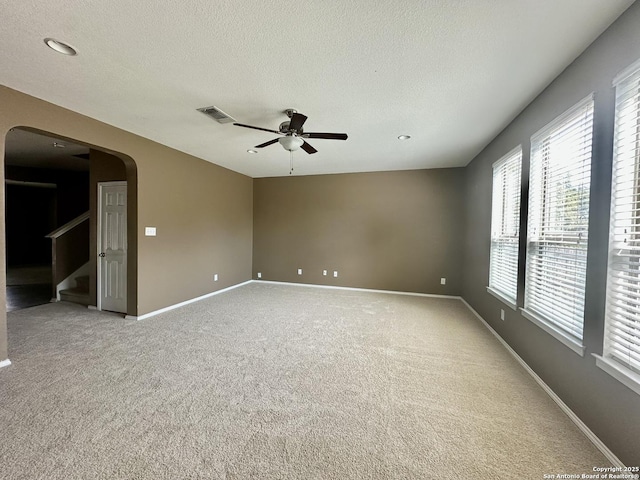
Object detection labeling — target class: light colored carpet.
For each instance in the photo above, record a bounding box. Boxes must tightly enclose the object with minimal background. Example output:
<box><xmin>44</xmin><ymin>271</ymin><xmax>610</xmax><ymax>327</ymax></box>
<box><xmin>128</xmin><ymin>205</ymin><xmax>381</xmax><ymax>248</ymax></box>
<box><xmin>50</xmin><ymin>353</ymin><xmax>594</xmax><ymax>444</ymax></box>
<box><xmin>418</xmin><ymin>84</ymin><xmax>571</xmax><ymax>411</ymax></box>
<box><xmin>0</xmin><ymin>282</ymin><xmax>609</xmax><ymax>479</ymax></box>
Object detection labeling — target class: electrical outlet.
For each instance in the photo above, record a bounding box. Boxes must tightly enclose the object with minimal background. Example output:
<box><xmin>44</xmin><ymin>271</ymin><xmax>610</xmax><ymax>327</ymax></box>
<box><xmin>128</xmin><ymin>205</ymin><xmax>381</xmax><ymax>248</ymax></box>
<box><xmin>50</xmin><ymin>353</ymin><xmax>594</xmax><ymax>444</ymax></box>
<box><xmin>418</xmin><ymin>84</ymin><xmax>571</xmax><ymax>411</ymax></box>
<box><xmin>297</xmin><ymin>268</ymin><xmax>303</xmax><ymax>275</ymax></box>
<box><xmin>214</xmin><ymin>274</ymin><xmax>218</xmax><ymax>282</ymax></box>
<box><xmin>440</xmin><ymin>277</ymin><xmax>446</xmax><ymax>285</ymax></box>
<box><xmin>323</xmin><ymin>270</ymin><xmax>327</xmax><ymax>276</ymax></box>
<box><xmin>333</xmin><ymin>271</ymin><xmax>338</xmax><ymax>278</ymax></box>
<box><xmin>257</xmin><ymin>272</ymin><xmax>262</xmax><ymax>279</ymax></box>
<box><xmin>500</xmin><ymin>309</ymin><xmax>505</xmax><ymax>321</ymax></box>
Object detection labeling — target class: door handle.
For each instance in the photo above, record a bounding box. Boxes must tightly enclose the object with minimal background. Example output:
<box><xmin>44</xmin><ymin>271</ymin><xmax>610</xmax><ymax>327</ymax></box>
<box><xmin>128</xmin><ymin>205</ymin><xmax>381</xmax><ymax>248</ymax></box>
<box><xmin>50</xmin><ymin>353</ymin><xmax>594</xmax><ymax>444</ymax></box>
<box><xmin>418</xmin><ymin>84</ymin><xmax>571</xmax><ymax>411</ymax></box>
<box><xmin>99</xmin><ymin>252</ymin><xmax>106</xmax><ymax>257</ymax></box>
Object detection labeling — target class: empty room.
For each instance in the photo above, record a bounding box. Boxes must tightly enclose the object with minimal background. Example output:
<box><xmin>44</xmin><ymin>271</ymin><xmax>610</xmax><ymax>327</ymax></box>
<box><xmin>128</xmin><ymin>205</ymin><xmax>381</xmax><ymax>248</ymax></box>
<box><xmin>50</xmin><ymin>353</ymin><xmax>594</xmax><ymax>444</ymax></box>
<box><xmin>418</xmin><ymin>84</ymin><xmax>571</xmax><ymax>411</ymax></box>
<box><xmin>1</xmin><ymin>1</ymin><xmax>640</xmax><ymax>479</ymax></box>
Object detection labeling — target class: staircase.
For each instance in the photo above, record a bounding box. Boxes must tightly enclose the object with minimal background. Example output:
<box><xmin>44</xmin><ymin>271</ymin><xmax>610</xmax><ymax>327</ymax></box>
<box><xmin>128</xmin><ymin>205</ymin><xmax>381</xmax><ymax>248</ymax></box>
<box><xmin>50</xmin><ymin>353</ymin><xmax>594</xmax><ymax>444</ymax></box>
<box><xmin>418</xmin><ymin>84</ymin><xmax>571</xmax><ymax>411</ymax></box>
<box><xmin>59</xmin><ymin>275</ymin><xmax>90</xmax><ymax>306</ymax></box>
<box><xmin>46</xmin><ymin>211</ymin><xmax>90</xmax><ymax>307</ymax></box>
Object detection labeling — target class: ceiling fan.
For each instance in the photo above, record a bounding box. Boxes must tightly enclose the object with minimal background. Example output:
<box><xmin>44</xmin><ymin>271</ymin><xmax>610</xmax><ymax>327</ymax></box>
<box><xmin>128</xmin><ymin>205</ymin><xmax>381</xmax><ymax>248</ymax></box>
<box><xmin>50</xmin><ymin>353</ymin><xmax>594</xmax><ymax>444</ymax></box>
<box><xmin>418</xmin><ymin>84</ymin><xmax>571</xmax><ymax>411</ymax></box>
<box><xmin>233</xmin><ymin>109</ymin><xmax>348</xmax><ymax>154</ymax></box>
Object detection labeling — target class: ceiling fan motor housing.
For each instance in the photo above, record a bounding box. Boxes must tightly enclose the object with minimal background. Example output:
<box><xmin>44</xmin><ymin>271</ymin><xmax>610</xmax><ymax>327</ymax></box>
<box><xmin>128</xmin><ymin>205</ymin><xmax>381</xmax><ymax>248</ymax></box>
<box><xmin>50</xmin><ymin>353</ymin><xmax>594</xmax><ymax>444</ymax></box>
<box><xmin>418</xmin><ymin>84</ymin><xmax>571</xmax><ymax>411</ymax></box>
<box><xmin>279</xmin><ymin>121</ymin><xmax>291</xmax><ymax>133</ymax></box>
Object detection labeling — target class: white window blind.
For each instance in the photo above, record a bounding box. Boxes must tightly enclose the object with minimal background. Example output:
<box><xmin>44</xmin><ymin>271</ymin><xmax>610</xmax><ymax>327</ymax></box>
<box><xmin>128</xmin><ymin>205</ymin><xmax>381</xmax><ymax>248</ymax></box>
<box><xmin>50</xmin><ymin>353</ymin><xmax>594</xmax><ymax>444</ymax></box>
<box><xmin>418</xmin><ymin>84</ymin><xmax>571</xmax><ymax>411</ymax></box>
<box><xmin>489</xmin><ymin>147</ymin><xmax>522</xmax><ymax>305</ymax></box>
<box><xmin>524</xmin><ymin>95</ymin><xmax>594</xmax><ymax>344</ymax></box>
<box><xmin>604</xmin><ymin>63</ymin><xmax>640</xmax><ymax>376</ymax></box>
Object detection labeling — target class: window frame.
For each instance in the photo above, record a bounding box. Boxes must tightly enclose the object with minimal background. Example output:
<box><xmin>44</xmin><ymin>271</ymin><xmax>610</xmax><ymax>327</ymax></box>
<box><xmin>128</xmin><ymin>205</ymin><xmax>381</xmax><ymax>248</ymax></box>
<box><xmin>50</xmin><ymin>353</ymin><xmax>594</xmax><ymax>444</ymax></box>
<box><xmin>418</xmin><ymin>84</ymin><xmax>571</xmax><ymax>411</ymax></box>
<box><xmin>597</xmin><ymin>59</ymin><xmax>640</xmax><ymax>396</ymax></box>
<box><xmin>487</xmin><ymin>146</ymin><xmax>523</xmax><ymax>310</ymax></box>
<box><xmin>521</xmin><ymin>94</ymin><xmax>595</xmax><ymax>356</ymax></box>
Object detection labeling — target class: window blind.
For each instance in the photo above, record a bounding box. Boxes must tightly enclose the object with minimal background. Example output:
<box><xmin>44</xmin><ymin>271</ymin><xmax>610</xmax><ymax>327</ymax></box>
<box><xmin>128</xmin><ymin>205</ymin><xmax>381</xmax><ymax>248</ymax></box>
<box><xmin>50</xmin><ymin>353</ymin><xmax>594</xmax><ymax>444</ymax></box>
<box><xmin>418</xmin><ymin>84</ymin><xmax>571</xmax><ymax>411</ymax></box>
<box><xmin>489</xmin><ymin>147</ymin><xmax>522</xmax><ymax>305</ymax></box>
<box><xmin>524</xmin><ymin>95</ymin><xmax>594</xmax><ymax>343</ymax></box>
<box><xmin>604</xmin><ymin>64</ymin><xmax>640</xmax><ymax>375</ymax></box>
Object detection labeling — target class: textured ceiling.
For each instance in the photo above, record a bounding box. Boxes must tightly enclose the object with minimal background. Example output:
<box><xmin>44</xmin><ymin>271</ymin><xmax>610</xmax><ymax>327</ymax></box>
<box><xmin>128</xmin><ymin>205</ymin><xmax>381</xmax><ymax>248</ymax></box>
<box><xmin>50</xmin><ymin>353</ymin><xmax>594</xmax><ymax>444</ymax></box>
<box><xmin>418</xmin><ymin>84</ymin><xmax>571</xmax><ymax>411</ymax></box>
<box><xmin>0</xmin><ymin>1</ymin><xmax>635</xmax><ymax>178</ymax></box>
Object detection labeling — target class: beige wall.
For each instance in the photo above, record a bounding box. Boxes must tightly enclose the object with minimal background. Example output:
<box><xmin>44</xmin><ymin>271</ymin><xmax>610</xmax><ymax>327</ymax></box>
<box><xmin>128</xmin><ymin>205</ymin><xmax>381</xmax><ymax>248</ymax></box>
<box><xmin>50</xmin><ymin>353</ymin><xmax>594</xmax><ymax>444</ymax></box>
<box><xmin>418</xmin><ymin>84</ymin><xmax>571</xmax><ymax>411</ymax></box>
<box><xmin>253</xmin><ymin>169</ymin><xmax>464</xmax><ymax>295</ymax></box>
<box><xmin>138</xmin><ymin>149</ymin><xmax>252</xmax><ymax>312</ymax></box>
<box><xmin>0</xmin><ymin>86</ymin><xmax>253</xmax><ymax>360</ymax></box>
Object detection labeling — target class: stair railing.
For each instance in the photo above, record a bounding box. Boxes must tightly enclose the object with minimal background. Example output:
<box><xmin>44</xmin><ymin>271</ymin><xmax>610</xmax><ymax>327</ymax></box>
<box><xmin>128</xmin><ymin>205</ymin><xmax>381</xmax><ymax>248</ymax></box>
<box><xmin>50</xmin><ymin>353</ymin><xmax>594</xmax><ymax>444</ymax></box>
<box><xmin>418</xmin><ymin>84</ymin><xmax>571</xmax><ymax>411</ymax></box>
<box><xmin>45</xmin><ymin>211</ymin><xmax>90</xmax><ymax>300</ymax></box>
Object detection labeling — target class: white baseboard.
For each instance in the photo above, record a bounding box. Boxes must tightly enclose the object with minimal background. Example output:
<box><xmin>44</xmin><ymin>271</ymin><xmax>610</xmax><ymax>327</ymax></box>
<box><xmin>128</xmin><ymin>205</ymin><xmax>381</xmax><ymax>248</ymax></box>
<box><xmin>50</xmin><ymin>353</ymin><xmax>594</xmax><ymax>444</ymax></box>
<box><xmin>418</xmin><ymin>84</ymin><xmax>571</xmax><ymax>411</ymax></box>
<box><xmin>459</xmin><ymin>298</ymin><xmax>625</xmax><ymax>468</ymax></box>
<box><xmin>255</xmin><ymin>280</ymin><xmax>461</xmax><ymax>300</ymax></box>
<box><xmin>126</xmin><ymin>279</ymin><xmax>459</xmax><ymax>321</ymax></box>
<box><xmin>17</xmin><ymin>276</ymin><xmax>621</xmax><ymax>464</ymax></box>
<box><xmin>127</xmin><ymin>280</ymin><xmax>253</xmax><ymax>321</ymax></box>
<box><xmin>0</xmin><ymin>359</ymin><xmax>12</xmax><ymax>369</ymax></box>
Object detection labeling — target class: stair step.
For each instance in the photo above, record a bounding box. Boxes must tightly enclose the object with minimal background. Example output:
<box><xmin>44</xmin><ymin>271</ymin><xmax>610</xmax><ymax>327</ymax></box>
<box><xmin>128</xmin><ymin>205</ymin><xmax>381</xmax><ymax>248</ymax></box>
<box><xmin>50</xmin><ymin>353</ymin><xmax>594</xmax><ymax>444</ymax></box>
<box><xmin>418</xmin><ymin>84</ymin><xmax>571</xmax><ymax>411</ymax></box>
<box><xmin>75</xmin><ymin>275</ymin><xmax>90</xmax><ymax>290</ymax></box>
<box><xmin>59</xmin><ymin>288</ymin><xmax>90</xmax><ymax>306</ymax></box>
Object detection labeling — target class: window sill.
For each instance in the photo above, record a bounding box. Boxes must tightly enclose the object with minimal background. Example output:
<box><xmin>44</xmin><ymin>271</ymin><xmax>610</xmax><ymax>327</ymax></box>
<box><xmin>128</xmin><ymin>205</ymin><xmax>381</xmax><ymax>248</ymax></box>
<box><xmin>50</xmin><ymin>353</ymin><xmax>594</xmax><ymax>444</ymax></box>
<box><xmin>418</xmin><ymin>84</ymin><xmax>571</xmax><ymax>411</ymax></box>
<box><xmin>520</xmin><ymin>308</ymin><xmax>585</xmax><ymax>357</ymax></box>
<box><xmin>486</xmin><ymin>287</ymin><xmax>517</xmax><ymax>310</ymax></box>
<box><xmin>593</xmin><ymin>354</ymin><xmax>640</xmax><ymax>396</ymax></box>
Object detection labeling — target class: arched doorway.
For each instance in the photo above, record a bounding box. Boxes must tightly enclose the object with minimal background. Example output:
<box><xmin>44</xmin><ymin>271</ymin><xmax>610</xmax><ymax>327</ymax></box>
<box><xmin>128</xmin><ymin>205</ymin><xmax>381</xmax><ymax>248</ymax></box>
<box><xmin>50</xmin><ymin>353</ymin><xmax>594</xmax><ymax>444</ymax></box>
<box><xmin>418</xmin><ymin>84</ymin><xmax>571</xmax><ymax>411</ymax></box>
<box><xmin>3</xmin><ymin>127</ymin><xmax>137</xmax><ymax>314</ymax></box>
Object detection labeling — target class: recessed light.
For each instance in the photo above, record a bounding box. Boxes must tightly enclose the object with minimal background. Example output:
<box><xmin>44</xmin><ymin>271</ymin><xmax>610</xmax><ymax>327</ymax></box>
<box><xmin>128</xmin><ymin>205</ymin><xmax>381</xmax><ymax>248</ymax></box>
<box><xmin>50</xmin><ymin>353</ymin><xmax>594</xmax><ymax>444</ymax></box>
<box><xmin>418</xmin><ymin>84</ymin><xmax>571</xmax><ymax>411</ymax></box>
<box><xmin>398</xmin><ymin>135</ymin><xmax>411</xmax><ymax>140</ymax></box>
<box><xmin>44</xmin><ymin>38</ymin><xmax>77</xmax><ymax>56</ymax></box>
<box><xmin>52</xmin><ymin>142</ymin><xmax>65</xmax><ymax>148</ymax></box>
<box><xmin>247</xmin><ymin>149</ymin><xmax>258</xmax><ymax>154</ymax></box>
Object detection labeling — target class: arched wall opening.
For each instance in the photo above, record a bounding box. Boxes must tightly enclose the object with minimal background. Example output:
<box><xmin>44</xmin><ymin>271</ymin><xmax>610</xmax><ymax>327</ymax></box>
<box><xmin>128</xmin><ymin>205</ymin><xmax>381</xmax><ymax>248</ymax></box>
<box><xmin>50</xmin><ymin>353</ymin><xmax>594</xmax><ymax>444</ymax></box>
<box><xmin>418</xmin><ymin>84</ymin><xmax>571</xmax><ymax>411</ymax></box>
<box><xmin>0</xmin><ymin>84</ymin><xmax>254</xmax><ymax>366</ymax></box>
<box><xmin>3</xmin><ymin>127</ymin><xmax>138</xmax><ymax>316</ymax></box>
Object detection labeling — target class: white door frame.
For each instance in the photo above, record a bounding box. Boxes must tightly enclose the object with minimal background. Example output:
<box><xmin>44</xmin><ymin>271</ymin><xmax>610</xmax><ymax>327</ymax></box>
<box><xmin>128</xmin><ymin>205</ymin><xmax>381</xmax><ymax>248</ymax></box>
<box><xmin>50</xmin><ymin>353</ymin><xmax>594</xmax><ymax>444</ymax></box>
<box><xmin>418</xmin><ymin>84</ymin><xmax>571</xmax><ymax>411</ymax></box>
<box><xmin>97</xmin><ymin>181</ymin><xmax>127</xmax><ymax>312</ymax></box>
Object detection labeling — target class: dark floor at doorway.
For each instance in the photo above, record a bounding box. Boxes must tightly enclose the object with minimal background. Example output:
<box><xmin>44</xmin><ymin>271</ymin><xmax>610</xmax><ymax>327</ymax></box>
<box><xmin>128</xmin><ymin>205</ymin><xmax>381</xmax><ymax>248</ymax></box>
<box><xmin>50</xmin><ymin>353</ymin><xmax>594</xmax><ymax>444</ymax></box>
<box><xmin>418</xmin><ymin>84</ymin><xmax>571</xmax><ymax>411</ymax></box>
<box><xmin>6</xmin><ymin>284</ymin><xmax>52</xmax><ymax>311</ymax></box>
<box><xmin>6</xmin><ymin>265</ymin><xmax>53</xmax><ymax>311</ymax></box>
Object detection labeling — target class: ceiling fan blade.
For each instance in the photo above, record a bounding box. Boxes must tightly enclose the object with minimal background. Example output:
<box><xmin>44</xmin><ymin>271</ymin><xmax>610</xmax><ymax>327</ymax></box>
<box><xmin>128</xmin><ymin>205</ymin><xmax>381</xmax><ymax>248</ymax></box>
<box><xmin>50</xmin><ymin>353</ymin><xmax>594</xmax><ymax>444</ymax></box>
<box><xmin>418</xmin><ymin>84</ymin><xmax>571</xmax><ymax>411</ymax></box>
<box><xmin>255</xmin><ymin>138</ymin><xmax>279</xmax><ymax>148</ymax></box>
<box><xmin>301</xmin><ymin>141</ymin><xmax>318</xmax><ymax>154</ymax></box>
<box><xmin>233</xmin><ymin>123</ymin><xmax>281</xmax><ymax>134</ymax></box>
<box><xmin>288</xmin><ymin>113</ymin><xmax>307</xmax><ymax>132</ymax></box>
<box><xmin>303</xmin><ymin>132</ymin><xmax>348</xmax><ymax>140</ymax></box>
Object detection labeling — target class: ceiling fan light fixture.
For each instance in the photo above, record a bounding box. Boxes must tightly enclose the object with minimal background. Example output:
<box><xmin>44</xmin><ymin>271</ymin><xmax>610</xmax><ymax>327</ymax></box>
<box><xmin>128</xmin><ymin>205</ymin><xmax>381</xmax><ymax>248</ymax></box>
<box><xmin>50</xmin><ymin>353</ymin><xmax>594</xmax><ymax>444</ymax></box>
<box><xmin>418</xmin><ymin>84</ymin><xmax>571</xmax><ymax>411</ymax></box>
<box><xmin>278</xmin><ymin>136</ymin><xmax>304</xmax><ymax>152</ymax></box>
<box><xmin>398</xmin><ymin>135</ymin><xmax>411</xmax><ymax>140</ymax></box>
<box><xmin>247</xmin><ymin>149</ymin><xmax>258</xmax><ymax>154</ymax></box>
<box><xmin>233</xmin><ymin>111</ymin><xmax>346</xmax><ymax>155</ymax></box>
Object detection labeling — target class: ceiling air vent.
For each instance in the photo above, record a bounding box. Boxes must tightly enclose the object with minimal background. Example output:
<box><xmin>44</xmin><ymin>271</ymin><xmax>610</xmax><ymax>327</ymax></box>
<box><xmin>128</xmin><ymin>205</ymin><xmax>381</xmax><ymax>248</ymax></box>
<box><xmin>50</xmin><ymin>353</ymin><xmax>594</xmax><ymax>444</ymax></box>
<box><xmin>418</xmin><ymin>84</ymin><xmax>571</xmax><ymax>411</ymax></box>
<box><xmin>197</xmin><ymin>105</ymin><xmax>236</xmax><ymax>124</ymax></box>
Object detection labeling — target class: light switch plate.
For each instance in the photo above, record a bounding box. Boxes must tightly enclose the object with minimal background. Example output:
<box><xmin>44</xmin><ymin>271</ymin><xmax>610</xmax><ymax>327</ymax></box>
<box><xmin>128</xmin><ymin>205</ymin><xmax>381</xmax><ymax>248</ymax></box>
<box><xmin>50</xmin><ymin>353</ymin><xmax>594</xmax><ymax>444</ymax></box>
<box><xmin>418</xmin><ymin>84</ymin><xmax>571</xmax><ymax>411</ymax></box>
<box><xmin>297</xmin><ymin>268</ymin><xmax>302</xmax><ymax>275</ymax></box>
<box><xmin>145</xmin><ymin>227</ymin><xmax>157</xmax><ymax>236</ymax></box>
<box><xmin>333</xmin><ymin>271</ymin><xmax>338</xmax><ymax>278</ymax></box>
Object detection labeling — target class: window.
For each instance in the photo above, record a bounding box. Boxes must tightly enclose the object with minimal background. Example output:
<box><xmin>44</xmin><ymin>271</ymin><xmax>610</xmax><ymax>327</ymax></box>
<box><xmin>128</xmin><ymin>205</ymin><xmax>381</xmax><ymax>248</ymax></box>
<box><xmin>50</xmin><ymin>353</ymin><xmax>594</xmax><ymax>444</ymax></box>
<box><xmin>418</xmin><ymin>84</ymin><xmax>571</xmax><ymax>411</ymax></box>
<box><xmin>600</xmin><ymin>62</ymin><xmax>640</xmax><ymax>394</ymax></box>
<box><xmin>488</xmin><ymin>147</ymin><xmax>522</xmax><ymax>308</ymax></box>
<box><xmin>523</xmin><ymin>95</ymin><xmax>594</xmax><ymax>354</ymax></box>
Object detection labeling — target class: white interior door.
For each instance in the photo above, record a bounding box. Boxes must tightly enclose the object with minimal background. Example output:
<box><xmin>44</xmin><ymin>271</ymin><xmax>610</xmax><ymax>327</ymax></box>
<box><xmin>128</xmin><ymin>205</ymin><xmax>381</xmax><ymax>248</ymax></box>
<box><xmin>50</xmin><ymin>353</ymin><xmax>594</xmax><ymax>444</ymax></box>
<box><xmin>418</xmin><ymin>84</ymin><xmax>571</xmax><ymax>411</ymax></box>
<box><xmin>98</xmin><ymin>182</ymin><xmax>127</xmax><ymax>313</ymax></box>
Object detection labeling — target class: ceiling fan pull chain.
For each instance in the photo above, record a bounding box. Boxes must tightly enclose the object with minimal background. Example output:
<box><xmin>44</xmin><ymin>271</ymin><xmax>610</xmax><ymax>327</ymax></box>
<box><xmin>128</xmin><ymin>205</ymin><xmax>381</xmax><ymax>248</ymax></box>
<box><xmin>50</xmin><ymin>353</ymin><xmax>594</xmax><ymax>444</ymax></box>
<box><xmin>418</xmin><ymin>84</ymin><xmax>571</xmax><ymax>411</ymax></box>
<box><xmin>290</xmin><ymin>150</ymin><xmax>294</xmax><ymax>175</ymax></box>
